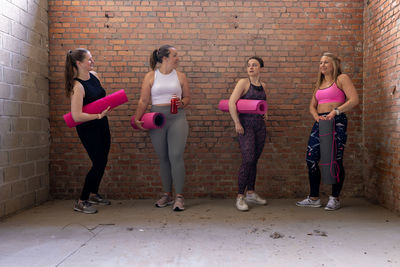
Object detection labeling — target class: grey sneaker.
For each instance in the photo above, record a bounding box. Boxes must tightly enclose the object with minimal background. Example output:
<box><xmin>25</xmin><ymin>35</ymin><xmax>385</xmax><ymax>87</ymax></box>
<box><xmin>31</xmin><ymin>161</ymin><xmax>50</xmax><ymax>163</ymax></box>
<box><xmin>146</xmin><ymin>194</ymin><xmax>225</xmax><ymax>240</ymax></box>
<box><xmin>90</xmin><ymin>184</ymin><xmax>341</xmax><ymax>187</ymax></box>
<box><xmin>88</xmin><ymin>194</ymin><xmax>111</xmax><ymax>205</ymax></box>
<box><xmin>74</xmin><ymin>200</ymin><xmax>98</xmax><ymax>214</ymax></box>
<box><xmin>173</xmin><ymin>196</ymin><xmax>185</xmax><ymax>211</ymax></box>
<box><xmin>246</xmin><ymin>192</ymin><xmax>267</xmax><ymax>205</ymax></box>
<box><xmin>296</xmin><ymin>196</ymin><xmax>322</xmax><ymax>208</ymax></box>
<box><xmin>236</xmin><ymin>196</ymin><xmax>249</xmax><ymax>211</ymax></box>
<box><xmin>325</xmin><ymin>196</ymin><xmax>340</xmax><ymax>211</ymax></box>
<box><xmin>155</xmin><ymin>194</ymin><xmax>174</xmax><ymax>208</ymax></box>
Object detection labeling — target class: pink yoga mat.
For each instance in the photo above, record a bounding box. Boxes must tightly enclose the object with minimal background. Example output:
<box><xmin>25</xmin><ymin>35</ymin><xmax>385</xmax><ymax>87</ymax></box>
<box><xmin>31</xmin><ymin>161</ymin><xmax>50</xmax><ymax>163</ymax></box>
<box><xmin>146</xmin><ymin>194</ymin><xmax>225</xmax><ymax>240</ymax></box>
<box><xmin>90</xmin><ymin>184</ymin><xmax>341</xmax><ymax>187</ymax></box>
<box><xmin>63</xmin><ymin>89</ymin><xmax>128</xmax><ymax>128</ymax></box>
<box><xmin>218</xmin><ymin>99</ymin><xmax>267</xmax><ymax>114</ymax></box>
<box><xmin>131</xmin><ymin>112</ymin><xmax>166</xmax><ymax>130</ymax></box>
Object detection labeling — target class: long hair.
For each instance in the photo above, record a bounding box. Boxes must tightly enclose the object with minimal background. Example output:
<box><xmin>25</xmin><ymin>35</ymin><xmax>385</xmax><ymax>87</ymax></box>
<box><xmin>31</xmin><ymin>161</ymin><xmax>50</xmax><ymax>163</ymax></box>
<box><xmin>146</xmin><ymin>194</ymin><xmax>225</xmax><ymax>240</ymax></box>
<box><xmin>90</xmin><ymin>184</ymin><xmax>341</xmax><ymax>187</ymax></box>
<box><xmin>315</xmin><ymin>52</ymin><xmax>342</xmax><ymax>89</ymax></box>
<box><xmin>149</xmin><ymin>45</ymin><xmax>174</xmax><ymax>70</ymax></box>
<box><xmin>64</xmin><ymin>48</ymin><xmax>89</xmax><ymax>97</ymax></box>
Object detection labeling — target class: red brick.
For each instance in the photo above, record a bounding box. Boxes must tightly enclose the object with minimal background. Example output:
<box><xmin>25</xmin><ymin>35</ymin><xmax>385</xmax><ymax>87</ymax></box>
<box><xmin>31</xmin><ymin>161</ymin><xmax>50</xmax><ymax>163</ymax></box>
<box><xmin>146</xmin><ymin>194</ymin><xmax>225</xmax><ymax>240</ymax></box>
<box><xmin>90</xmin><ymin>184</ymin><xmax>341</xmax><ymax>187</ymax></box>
<box><xmin>49</xmin><ymin>0</ymin><xmax>369</xmax><ymax>203</ymax></box>
<box><xmin>363</xmin><ymin>0</ymin><xmax>399</xmax><ymax>212</ymax></box>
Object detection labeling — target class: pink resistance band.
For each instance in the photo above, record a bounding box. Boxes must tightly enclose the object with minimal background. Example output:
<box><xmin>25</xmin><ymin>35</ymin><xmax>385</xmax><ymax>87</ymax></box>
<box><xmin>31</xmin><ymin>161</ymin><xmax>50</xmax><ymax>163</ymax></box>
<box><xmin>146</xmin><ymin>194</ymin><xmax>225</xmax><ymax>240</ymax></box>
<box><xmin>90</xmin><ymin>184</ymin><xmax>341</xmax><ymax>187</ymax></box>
<box><xmin>63</xmin><ymin>89</ymin><xmax>128</xmax><ymax>128</ymax></box>
<box><xmin>130</xmin><ymin>112</ymin><xmax>166</xmax><ymax>130</ymax></box>
<box><xmin>218</xmin><ymin>99</ymin><xmax>267</xmax><ymax>115</ymax></box>
<box><xmin>319</xmin><ymin>119</ymin><xmax>340</xmax><ymax>183</ymax></box>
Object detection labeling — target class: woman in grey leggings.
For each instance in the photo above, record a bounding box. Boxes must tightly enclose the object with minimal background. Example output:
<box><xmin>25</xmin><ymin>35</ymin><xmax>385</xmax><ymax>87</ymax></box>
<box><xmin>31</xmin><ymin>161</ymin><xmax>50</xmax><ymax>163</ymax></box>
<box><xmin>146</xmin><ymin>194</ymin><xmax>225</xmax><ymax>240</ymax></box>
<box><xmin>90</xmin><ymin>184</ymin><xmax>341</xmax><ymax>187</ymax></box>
<box><xmin>134</xmin><ymin>45</ymin><xmax>190</xmax><ymax>211</ymax></box>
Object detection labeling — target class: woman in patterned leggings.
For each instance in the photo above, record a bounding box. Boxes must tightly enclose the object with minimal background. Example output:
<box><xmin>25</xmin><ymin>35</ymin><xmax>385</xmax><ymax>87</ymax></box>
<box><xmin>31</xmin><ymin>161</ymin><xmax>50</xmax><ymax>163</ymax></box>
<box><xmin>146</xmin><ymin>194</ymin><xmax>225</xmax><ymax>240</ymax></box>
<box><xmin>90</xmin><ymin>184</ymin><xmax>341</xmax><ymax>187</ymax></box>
<box><xmin>229</xmin><ymin>56</ymin><xmax>268</xmax><ymax>211</ymax></box>
<box><xmin>296</xmin><ymin>52</ymin><xmax>359</xmax><ymax>211</ymax></box>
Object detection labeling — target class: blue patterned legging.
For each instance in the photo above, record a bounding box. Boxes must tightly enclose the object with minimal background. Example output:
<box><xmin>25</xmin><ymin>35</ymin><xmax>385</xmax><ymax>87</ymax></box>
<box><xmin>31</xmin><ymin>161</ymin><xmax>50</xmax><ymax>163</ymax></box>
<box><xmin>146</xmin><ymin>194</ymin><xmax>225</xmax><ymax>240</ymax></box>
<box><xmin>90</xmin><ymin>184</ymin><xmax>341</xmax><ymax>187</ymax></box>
<box><xmin>237</xmin><ymin>116</ymin><xmax>266</xmax><ymax>194</ymax></box>
<box><xmin>306</xmin><ymin>113</ymin><xmax>348</xmax><ymax>198</ymax></box>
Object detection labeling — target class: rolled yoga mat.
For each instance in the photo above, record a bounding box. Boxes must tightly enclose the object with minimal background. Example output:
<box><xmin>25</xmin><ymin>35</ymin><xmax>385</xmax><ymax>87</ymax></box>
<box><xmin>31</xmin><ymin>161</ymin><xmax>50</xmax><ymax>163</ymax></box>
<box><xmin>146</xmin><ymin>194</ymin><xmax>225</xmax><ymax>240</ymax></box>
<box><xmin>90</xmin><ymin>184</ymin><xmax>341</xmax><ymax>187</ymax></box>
<box><xmin>131</xmin><ymin>112</ymin><xmax>166</xmax><ymax>130</ymax></box>
<box><xmin>218</xmin><ymin>99</ymin><xmax>267</xmax><ymax>114</ymax></box>
<box><xmin>319</xmin><ymin>119</ymin><xmax>339</xmax><ymax>184</ymax></box>
<box><xmin>63</xmin><ymin>89</ymin><xmax>128</xmax><ymax>128</ymax></box>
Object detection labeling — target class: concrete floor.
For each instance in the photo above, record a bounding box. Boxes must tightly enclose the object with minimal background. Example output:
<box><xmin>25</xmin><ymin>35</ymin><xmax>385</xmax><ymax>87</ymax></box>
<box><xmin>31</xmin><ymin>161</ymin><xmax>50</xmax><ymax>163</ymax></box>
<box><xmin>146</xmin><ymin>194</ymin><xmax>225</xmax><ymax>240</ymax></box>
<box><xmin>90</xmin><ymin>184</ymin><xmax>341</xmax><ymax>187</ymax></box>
<box><xmin>0</xmin><ymin>198</ymin><xmax>399</xmax><ymax>267</ymax></box>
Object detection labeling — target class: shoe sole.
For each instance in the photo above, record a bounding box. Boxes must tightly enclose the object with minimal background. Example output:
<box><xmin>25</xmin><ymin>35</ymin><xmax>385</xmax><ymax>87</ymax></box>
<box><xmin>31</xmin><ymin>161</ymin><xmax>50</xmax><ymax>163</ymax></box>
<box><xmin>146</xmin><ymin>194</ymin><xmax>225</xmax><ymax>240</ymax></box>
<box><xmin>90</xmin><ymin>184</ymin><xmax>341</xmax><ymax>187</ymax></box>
<box><xmin>237</xmin><ymin>208</ymin><xmax>249</xmax><ymax>211</ymax></box>
<box><xmin>246</xmin><ymin>199</ymin><xmax>267</xmax><ymax>205</ymax></box>
<box><xmin>155</xmin><ymin>201</ymin><xmax>174</xmax><ymax>208</ymax></box>
<box><xmin>296</xmin><ymin>203</ymin><xmax>322</xmax><ymax>208</ymax></box>
<box><xmin>173</xmin><ymin>207</ymin><xmax>185</xmax><ymax>211</ymax></box>
<box><xmin>325</xmin><ymin>206</ymin><xmax>340</xmax><ymax>211</ymax></box>
<box><xmin>88</xmin><ymin>201</ymin><xmax>111</xmax><ymax>206</ymax></box>
<box><xmin>73</xmin><ymin>207</ymin><xmax>98</xmax><ymax>214</ymax></box>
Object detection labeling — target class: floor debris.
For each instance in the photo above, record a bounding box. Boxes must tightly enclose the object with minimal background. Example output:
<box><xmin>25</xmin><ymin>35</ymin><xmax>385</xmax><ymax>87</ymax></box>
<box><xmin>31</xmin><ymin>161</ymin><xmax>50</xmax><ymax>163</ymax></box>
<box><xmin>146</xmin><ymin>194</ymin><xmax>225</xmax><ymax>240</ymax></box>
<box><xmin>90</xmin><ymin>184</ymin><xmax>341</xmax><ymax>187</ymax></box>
<box><xmin>269</xmin><ymin>232</ymin><xmax>284</xmax><ymax>239</ymax></box>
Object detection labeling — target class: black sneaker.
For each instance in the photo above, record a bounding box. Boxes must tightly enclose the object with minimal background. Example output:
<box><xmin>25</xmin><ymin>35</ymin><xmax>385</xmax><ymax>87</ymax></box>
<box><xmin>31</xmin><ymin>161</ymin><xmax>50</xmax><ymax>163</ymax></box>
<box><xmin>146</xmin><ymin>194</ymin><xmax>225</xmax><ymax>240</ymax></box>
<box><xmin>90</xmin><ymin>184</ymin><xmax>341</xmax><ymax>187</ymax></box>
<box><xmin>73</xmin><ymin>200</ymin><xmax>98</xmax><ymax>214</ymax></box>
<box><xmin>88</xmin><ymin>194</ymin><xmax>111</xmax><ymax>205</ymax></box>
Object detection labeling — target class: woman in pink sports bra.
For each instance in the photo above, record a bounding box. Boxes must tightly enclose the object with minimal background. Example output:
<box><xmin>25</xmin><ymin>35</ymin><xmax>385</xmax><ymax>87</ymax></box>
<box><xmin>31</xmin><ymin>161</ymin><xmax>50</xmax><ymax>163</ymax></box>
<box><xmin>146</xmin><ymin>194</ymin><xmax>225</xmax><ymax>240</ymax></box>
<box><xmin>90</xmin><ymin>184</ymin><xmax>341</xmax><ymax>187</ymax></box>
<box><xmin>296</xmin><ymin>52</ymin><xmax>359</xmax><ymax>211</ymax></box>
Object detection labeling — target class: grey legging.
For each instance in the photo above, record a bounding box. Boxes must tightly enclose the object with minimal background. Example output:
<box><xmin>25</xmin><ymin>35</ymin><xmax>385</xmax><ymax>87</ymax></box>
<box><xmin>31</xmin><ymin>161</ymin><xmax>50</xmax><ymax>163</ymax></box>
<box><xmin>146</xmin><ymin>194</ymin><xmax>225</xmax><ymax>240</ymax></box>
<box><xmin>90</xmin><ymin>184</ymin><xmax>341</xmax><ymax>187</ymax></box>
<box><xmin>149</xmin><ymin>105</ymin><xmax>189</xmax><ymax>194</ymax></box>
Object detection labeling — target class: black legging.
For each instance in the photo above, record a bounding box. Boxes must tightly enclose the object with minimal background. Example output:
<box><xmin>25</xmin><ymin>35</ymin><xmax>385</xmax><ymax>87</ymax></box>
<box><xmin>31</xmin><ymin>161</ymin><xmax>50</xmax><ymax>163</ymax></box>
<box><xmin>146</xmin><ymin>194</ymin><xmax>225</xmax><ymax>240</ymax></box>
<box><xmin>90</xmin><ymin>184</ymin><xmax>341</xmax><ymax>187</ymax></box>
<box><xmin>76</xmin><ymin>117</ymin><xmax>110</xmax><ymax>200</ymax></box>
<box><xmin>307</xmin><ymin>160</ymin><xmax>345</xmax><ymax>198</ymax></box>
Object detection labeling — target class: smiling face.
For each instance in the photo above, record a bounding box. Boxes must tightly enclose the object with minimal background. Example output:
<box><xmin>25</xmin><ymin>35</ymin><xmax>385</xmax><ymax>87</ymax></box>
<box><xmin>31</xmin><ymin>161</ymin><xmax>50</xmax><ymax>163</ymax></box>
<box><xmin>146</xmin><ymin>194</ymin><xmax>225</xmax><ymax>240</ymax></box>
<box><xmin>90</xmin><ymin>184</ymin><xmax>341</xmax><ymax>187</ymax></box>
<box><xmin>163</xmin><ymin>48</ymin><xmax>179</xmax><ymax>69</ymax></box>
<box><xmin>319</xmin><ymin>56</ymin><xmax>334</xmax><ymax>77</ymax></box>
<box><xmin>77</xmin><ymin>51</ymin><xmax>94</xmax><ymax>73</ymax></box>
<box><xmin>247</xmin><ymin>58</ymin><xmax>261</xmax><ymax>77</ymax></box>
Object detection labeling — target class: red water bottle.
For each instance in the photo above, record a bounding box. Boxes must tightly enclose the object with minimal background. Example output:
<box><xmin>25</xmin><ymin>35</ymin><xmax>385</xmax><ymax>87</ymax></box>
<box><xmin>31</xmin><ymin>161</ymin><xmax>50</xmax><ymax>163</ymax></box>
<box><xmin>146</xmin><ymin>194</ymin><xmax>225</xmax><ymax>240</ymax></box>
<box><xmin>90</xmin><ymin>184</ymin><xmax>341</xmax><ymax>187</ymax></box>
<box><xmin>170</xmin><ymin>95</ymin><xmax>178</xmax><ymax>114</ymax></box>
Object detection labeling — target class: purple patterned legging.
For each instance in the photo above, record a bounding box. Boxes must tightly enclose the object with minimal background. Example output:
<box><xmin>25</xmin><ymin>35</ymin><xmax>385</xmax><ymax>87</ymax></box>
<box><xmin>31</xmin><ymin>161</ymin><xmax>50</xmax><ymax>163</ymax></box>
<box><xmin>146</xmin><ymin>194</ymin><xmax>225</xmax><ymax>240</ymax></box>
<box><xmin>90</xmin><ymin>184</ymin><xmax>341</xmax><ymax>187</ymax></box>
<box><xmin>237</xmin><ymin>117</ymin><xmax>266</xmax><ymax>194</ymax></box>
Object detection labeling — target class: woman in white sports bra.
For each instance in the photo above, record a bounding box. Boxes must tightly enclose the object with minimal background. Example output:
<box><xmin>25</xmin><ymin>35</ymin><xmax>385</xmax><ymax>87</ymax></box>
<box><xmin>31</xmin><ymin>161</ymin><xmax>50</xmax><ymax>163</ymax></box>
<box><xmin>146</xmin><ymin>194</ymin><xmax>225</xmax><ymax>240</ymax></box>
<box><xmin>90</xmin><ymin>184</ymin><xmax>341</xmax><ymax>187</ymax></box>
<box><xmin>134</xmin><ymin>45</ymin><xmax>191</xmax><ymax>211</ymax></box>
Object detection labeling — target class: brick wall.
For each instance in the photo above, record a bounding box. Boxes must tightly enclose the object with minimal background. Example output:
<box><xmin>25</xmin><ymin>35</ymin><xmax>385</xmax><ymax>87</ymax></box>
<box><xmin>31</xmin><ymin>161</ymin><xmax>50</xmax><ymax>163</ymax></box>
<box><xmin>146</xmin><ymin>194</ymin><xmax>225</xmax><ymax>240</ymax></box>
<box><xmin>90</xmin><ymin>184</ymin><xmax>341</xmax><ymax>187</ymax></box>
<box><xmin>49</xmin><ymin>0</ymin><xmax>364</xmax><ymax>200</ymax></box>
<box><xmin>363</xmin><ymin>0</ymin><xmax>400</xmax><ymax>212</ymax></box>
<box><xmin>0</xmin><ymin>0</ymin><xmax>49</xmax><ymax>218</ymax></box>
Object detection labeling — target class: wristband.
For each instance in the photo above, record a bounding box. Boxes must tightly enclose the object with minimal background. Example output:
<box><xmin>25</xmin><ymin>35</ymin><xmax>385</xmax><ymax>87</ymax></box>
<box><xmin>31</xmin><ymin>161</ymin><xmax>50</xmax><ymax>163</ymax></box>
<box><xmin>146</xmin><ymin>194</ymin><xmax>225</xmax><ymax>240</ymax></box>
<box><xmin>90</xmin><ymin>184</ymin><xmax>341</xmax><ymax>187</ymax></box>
<box><xmin>334</xmin><ymin>107</ymin><xmax>340</xmax><ymax>115</ymax></box>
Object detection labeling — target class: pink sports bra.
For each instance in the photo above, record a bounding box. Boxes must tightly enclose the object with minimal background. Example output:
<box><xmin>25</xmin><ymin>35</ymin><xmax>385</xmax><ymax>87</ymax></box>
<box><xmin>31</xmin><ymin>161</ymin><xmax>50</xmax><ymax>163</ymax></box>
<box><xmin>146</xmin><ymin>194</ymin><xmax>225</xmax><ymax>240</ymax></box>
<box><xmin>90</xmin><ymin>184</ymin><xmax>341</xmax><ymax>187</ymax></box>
<box><xmin>315</xmin><ymin>83</ymin><xmax>345</xmax><ymax>104</ymax></box>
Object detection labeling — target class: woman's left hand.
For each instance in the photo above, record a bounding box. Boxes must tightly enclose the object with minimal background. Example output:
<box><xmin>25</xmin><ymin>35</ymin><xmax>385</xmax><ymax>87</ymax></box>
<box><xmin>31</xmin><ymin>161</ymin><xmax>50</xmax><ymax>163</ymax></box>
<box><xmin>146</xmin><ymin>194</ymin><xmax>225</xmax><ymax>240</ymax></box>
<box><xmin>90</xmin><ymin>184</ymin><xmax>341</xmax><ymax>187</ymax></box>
<box><xmin>324</xmin><ymin>110</ymin><xmax>336</xmax><ymax>120</ymax></box>
<box><xmin>176</xmin><ymin>97</ymin><xmax>183</xmax><ymax>108</ymax></box>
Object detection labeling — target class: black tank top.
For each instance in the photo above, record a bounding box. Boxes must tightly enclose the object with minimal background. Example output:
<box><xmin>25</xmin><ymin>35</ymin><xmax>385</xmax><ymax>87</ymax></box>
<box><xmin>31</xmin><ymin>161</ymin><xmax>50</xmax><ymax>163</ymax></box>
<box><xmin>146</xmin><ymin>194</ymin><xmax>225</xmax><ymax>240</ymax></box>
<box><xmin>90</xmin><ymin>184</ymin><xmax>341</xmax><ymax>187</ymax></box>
<box><xmin>75</xmin><ymin>73</ymin><xmax>108</xmax><ymax>129</ymax></box>
<box><xmin>239</xmin><ymin>82</ymin><xmax>266</xmax><ymax>121</ymax></box>
<box><xmin>240</xmin><ymin>82</ymin><xmax>266</xmax><ymax>101</ymax></box>
<box><xmin>75</xmin><ymin>73</ymin><xmax>106</xmax><ymax>105</ymax></box>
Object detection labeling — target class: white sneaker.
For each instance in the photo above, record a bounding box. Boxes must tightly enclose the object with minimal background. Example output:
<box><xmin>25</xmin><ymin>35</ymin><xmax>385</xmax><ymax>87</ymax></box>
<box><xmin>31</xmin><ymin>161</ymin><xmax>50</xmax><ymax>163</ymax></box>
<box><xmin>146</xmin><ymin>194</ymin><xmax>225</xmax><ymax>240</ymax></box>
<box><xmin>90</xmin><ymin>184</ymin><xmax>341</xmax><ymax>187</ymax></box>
<box><xmin>296</xmin><ymin>196</ymin><xmax>322</xmax><ymax>208</ymax></box>
<box><xmin>325</xmin><ymin>196</ymin><xmax>340</xmax><ymax>211</ymax></box>
<box><xmin>236</xmin><ymin>196</ymin><xmax>248</xmax><ymax>211</ymax></box>
<box><xmin>246</xmin><ymin>192</ymin><xmax>267</xmax><ymax>205</ymax></box>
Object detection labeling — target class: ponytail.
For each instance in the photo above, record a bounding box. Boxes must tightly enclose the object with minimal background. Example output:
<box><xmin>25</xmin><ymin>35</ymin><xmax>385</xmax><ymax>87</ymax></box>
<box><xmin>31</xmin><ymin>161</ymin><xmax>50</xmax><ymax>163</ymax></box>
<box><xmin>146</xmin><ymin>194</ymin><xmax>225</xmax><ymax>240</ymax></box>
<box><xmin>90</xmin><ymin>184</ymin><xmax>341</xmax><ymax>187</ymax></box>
<box><xmin>64</xmin><ymin>48</ymin><xmax>89</xmax><ymax>97</ymax></box>
<box><xmin>149</xmin><ymin>45</ymin><xmax>174</xmax><ymax>70</ymax></box>
<box><xmin>65</xmin><ymin>51</ymin><xmax>75</xmax><ymax>97</ymax></box>
<box><xmin>150</xmin><ymin>49</ymin><xmax>158</xmax><ymax>70</ymax></box>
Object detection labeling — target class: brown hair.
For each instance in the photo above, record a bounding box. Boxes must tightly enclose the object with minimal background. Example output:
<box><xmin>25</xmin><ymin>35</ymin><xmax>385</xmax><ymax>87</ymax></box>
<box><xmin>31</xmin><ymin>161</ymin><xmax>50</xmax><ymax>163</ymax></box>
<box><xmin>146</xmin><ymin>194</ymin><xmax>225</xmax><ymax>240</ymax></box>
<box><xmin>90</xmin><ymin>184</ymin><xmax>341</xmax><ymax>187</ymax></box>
<box><xmin>247</xmin><ymin>56</ymin><xmax>264</xmax><ymax>68</ymax></box>
<box><xmin>149</xmin><ymin>45</ymin><xmax>174</xmax><ymax>70</ymax></box>
<box><xmin>315</xmin><ymin>52</ymin><xmax>342</xmax><ymax>89</ymax></box>
<box><xmin>64</xmin><ymin>48</ymin><xmax>89</xmax><ymax>97</ymax></box>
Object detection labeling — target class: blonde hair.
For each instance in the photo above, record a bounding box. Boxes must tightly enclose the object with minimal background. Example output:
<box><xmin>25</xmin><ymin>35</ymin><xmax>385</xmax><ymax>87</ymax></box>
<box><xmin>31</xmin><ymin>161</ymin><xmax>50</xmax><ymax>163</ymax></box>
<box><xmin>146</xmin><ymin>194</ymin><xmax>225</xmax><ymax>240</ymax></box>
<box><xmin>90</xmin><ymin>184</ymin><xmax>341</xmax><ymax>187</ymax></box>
<box><xmin>315</xmin><ymin>52</ymin><xmax>342</xmax><ymax>89</ymax></box>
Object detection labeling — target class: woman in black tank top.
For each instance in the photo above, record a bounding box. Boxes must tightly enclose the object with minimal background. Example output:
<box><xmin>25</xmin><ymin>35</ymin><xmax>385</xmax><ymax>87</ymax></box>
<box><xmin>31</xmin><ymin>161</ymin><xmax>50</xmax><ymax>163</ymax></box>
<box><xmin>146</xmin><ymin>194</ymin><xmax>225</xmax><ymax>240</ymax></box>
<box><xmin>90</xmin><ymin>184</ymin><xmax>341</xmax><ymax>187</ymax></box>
<box><xmin>65</xmin><ymin>48</ymin><xmax>112</xmax><ymax>214</ymax></box>
<box><xmin>228</xmin><ymin>56</ymin><xmax>268</xmax><ymax>212</ymax></box>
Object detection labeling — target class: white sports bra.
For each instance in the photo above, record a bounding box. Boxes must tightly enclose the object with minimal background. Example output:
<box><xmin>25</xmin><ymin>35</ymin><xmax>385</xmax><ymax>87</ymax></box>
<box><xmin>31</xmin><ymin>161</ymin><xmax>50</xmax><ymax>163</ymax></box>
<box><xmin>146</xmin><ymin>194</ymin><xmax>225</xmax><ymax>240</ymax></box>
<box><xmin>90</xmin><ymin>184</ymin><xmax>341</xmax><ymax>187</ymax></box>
<box><xmin>151</xmin><ymin>69</ymin><xmax>182</xmax><ymax>105</ymax></box>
